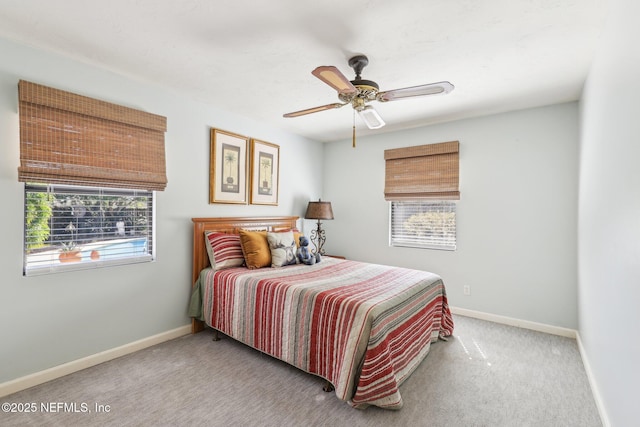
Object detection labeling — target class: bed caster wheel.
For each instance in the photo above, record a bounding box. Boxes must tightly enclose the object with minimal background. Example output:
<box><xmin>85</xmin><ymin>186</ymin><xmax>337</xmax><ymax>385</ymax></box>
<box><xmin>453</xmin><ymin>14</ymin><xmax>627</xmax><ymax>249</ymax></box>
<box><xmin>323</xmin><ymin>381</ymin><xmax>334</xmax><ymax>392</ymax></box>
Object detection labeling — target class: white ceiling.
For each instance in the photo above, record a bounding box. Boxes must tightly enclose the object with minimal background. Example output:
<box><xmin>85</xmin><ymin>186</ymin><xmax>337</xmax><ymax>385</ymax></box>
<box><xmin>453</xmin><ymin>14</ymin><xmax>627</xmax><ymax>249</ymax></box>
<box><xmin>0</xmin><ymin>0</ymin><xmax>607</xmax><ymax>142</ymax></box>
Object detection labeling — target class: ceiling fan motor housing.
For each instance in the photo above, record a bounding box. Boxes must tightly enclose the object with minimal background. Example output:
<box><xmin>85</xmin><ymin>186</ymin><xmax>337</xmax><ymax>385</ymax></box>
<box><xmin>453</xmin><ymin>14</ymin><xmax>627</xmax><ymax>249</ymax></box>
<box><xmin>348</xmin><ymin>55</ymin><xmax>369</xmax><ymax>79</ymax></box>
<box><xmin>339</xmin><ymin>80</ymin><xmax>379</xmax><ymax>103</ymax></box>
<box><xmin>339</xmin><ymin>55</ymin><xmax>380</xmax><ymax>104</ymax></box>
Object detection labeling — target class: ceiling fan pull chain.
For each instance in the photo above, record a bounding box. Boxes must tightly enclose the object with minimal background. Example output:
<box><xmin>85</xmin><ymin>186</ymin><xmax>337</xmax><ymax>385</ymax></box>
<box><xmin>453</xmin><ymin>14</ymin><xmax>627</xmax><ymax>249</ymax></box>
<box><xmin>352</xmin><ymin>125</ymin><xmax>356</xmax><ymax>148</ymax></box>
<box><xmin>352</xmin><ymin>109</ymin><xmax>356</xmax><ymax>148</ymax></box>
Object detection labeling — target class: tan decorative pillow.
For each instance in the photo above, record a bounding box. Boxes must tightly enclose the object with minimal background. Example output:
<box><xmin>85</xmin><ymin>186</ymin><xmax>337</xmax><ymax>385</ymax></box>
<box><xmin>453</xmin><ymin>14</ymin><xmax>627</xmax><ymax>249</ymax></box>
<box><xmin>238</xmin><ymin>229</ymin><xmax>270</xmax><ymax>269</ymax></box>
<box><xmin>267</xmin><ymin>231</ymin><xmax>298</xmax><ymax>267</ymax></box>
<box><xmin>292</xmin><ymin>229</ymin><xmax>303</xmax><ymax>248</ymax></box>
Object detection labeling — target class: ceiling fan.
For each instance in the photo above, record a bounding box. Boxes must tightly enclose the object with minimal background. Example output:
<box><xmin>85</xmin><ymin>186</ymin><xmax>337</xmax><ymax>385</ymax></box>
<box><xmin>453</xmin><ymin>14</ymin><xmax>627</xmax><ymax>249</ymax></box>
<box><xmin>283</xmin><ymin>54</ymin><xmax>454</xmax><ymax>144</ymax></box>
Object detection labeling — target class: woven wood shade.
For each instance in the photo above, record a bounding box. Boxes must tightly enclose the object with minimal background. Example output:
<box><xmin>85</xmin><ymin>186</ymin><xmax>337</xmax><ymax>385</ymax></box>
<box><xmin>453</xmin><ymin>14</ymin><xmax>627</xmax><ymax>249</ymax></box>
<box><xmin>384</xmin><ymin>141</ymin><xmax>460</xmax><ymax>200</ymax></box>
<box><xmin>18</xmin><ymin>80</ymin><xmax>168</xmax><ymax>191</ymax></box>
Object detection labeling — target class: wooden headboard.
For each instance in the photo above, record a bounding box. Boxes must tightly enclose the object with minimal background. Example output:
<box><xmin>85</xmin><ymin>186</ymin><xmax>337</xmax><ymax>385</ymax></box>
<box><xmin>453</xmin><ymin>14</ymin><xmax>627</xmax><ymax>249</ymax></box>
<box><xmin>191</xmin><ymin>215</ymin><xmax>299</xmax><ymax>285</ymax></box>
<box><xmin>190</xmin><ymin>216</ymin><xmax>299</xmax><ymax>332</ymax></box>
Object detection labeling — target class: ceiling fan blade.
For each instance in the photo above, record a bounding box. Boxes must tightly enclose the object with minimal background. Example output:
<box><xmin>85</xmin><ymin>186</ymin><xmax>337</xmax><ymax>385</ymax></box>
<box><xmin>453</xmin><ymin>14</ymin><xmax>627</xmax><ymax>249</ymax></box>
<box><xmin>312</xmin><ymin>66</ymin><xmax>357</xmax><ymax>95</ymax></box>
<box><xmin>283</xmin><ymin>102</ymin><xmax>346</xmax><ymax>118</ymax></box>
<box><xmin>377</xmin><ymin>81</ymin><xmax>454</xmax><ymax>102</ymax></box>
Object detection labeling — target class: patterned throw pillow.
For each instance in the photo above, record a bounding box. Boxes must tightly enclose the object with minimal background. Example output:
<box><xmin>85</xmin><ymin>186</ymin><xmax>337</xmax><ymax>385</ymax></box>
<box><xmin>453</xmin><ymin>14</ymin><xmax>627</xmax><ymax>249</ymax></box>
<box><xmin>267</xmin><ymin>231</ymin><xmax>298</xmax><ymax>267</ymax></box>
<box><xmin>204</xmin><ymin>232</ymin><xmax>245</xmax><ymax>270</ymax></box>
<box><xmin>272</xmin><ymin>227</ymin><xmax>303</xmax><ymax>247</ymax></box>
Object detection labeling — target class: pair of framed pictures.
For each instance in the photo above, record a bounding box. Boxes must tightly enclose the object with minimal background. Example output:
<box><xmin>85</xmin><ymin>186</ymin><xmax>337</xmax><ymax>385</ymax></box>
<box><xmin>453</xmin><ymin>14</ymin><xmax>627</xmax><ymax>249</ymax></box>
<box><xmin>209</xmin><ymin>128</ymin><xmax>279</xmax><ymax>205</ymax></box>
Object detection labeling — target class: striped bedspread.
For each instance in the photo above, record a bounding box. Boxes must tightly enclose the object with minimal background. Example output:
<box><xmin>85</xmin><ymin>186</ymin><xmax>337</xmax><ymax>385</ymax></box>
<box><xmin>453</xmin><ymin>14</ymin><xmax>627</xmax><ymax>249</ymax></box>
<box><xmin>190</xmin><ymin>257</ymin><xmax>454</xmax><ymax>409</ymax></box>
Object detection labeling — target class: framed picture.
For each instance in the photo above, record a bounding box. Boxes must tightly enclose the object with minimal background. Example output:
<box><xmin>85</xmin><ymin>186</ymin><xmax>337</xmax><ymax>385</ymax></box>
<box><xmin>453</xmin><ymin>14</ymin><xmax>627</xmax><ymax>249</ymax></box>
<box><xmin>250</xmin><ymin>139</ymin><xmax>279</xmax><ymax>205</ymax></box>
<box><xmin>210</xmin><ymin>128</ymin><xmax>249</xmax><ymax>204</ymax></box>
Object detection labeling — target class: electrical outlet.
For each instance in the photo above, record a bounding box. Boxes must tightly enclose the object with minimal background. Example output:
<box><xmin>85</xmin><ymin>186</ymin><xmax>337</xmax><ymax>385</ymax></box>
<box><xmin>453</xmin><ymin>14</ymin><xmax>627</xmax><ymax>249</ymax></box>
<box><xmin>463</xmin><ymin>285</ymin><xmax>471</xmax><ymax>295</ymax></box>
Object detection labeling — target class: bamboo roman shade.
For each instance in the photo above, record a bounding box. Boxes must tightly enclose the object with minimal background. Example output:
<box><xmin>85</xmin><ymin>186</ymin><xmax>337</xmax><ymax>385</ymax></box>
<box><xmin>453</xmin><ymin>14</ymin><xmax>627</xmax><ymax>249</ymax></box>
<box><xmin>384</xmin><ymin>141</ymin><xmax>459</xmax><ymax>200</ymax></box>
<box><xmin>18</xmin><ymin>80</ymin><xmax>168</xmax><ymax>191</ymax></box>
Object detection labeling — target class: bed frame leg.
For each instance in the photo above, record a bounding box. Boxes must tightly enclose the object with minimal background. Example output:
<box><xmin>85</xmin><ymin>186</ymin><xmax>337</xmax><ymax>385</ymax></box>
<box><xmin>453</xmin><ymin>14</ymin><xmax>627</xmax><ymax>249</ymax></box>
<box><xmin>323</xmin><ymin>380</ymin><xmax>334</xmax><ymax>392</ymax></box>
<box><xmin>212</xmin><ymin>330</ymin><xmax>220</xmax><ymax>341</ymax></box>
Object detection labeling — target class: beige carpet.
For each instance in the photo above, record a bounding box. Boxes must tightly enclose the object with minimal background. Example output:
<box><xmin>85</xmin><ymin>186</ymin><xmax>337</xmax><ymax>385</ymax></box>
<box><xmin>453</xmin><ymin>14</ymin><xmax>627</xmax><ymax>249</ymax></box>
<box><xmin>0</xmin><ymin>315</ymin><xmax>602</xmax><ymax>426</ymax></box>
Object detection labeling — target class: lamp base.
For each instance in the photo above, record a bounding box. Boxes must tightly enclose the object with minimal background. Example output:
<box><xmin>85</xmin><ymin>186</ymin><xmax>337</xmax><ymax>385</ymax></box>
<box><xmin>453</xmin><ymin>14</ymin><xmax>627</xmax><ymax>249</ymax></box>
<box><xmin>309</xmin><ymin>219</ymin><xmax>327</xmax><ymax>255</ymax></box>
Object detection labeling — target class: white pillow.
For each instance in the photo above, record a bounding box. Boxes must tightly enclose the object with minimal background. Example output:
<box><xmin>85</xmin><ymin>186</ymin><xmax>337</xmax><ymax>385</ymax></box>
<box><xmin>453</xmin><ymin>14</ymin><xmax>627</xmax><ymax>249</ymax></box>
<box><xmin>266</xmin><ymin>231</ymin><xmax>298</xmax><ymax>267</ymax></box>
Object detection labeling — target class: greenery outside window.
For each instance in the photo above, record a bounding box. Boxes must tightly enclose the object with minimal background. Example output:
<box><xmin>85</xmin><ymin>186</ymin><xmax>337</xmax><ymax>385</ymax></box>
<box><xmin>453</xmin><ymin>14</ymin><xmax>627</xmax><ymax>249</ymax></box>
<box><xmin>24</xmin><ymin>184</ymin><xmax>155</xmax><ymax>275</ymax></box>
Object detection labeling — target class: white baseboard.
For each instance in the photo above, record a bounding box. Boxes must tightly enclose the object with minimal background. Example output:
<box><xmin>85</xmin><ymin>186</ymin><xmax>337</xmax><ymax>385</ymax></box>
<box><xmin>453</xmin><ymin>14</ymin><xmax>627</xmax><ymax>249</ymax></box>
<box><xmin>0</xmin><ymin>324</ymin><xmax>191</xmax><ymax>398</ymax></box>
<box><xmin>576</xmin><ymin>332</ymin><xmax>611</xmax><ymax>427</ymax></box>
<box><xmin>449</xmin><ymin>306</ymin><xmax>577</xmax><ymax>338</ymax></box>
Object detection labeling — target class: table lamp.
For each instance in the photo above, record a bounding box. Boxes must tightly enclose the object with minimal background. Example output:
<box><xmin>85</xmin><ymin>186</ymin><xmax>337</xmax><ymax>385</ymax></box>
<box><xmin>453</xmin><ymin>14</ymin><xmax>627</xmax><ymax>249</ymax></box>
<box><xmin>304</xmin><ymin>199</ymin><xmax>334</xmax><ymax>255</ymax></box>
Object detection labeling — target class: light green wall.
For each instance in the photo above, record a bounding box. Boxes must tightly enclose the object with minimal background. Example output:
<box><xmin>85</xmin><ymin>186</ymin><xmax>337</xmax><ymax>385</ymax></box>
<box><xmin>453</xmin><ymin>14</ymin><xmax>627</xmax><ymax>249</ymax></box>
<box><xmin>0</xmin><ymin>37</ymin><xmax>323</xmax><ymax>384</ymax></box>
<box><xmin>578</xmin><ymin>0</ymin><xmax>640</xmax><ymax>424</ymax></box>
<box><xmin>322</xmin><ymin>103</ymin><xmax>579</xmax><ymax>329</ymax></box>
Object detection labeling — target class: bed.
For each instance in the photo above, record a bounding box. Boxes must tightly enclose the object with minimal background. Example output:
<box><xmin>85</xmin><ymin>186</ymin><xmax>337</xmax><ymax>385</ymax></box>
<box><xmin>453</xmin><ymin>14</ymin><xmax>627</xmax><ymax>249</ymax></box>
<box><xmin>188</xmin><ymin>216</ymin><xmax>454</xmax><ymax>409</ymax></box>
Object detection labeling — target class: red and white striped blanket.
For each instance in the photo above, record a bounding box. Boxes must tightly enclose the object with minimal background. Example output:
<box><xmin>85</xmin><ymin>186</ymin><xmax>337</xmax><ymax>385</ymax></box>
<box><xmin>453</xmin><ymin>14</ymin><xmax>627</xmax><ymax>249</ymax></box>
<box><xmin>191</xmin><ymin>257</ymin><xmax>453</xmax><ymax>409</ymax></box>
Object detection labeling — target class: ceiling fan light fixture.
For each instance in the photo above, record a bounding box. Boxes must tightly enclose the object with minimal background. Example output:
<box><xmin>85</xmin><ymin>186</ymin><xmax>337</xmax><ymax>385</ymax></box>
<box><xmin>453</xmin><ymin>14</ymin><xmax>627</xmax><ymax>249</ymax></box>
<box><xmin>358</xmin><ymin>106</ymin><xmax>385</xmax><ymax>129</ymax></box>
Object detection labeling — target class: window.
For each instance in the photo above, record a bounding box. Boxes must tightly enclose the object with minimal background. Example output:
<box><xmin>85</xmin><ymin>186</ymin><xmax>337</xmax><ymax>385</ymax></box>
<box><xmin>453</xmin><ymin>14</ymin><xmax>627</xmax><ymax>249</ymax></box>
<box><xmin>384</xmin><ymin>141</ymin><xmax>460</xmax><ymax>251</ymax></box>
<box><xmin>390</xmin><ymin>200</ymin><xmax>457</xmax><ymax>250</ymax></box>
<box><xmin>17</xmin><ymin>80</ymin><xmax>167</xmax><ymax>275</ymax></box>
<box><xmin>24</xmin><ymin>184</ymin><xmax>154</xmax><ymax>275</ymax></box>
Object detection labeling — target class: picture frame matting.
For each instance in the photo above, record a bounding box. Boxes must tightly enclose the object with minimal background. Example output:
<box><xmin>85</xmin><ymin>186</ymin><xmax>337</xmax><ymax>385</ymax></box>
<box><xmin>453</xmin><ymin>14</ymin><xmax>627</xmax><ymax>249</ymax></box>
<box><xmin>210</xmin><ymin>128</ymin><xmax>249</xmax><ymax>204</ymax></box>
<box><xmin>250</xmin><ymin>139</ymin><xmax>279</xmax><ymax>205</ymax></box>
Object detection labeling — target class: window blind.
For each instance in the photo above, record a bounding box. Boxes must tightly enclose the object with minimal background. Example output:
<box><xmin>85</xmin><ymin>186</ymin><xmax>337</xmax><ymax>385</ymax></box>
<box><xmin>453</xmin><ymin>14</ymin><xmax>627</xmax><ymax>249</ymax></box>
<box><xmin>390</xmin><ymin>200</ymin><xmax>457</xmax><ymax>250</ymax></box>
<box><xmin>384</xmin><ymin>141</ymin><xmax>459</xmax><ymax>200</ymax></box>
<box><xmin>18</xmin><ymin>80</ymin><xmax>168</xmax><ymax>191</ymax></box>
<box><xmin>24</xmin><ymin>184</ymin><xmax>154</xmax><ymax>276</ymax></box>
